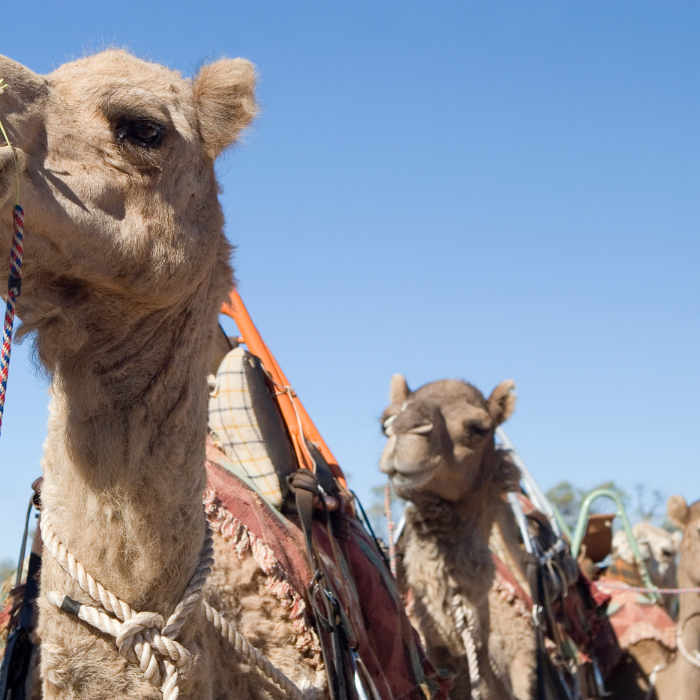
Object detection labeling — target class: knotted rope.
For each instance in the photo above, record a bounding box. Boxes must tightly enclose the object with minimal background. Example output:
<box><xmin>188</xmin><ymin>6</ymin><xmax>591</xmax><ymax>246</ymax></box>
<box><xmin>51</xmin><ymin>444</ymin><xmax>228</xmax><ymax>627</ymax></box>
<box><xmin>449</xmin><ymin>593</ymin><xmax>482</xmax><ymax>700</ymax></box>
<box><xmin>42</xmin><ymin>510</ymin><xmax>213</xmax><ymax>700</ymax></box>
<box><xmin>41</xmin><ymin>510</ymin><xmax>311</xmax><ymax>700</ymax></box>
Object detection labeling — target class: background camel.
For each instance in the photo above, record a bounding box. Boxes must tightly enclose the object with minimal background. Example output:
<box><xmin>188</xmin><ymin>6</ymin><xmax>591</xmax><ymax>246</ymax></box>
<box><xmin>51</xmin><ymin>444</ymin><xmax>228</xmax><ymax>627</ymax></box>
<box><xmin>604</xmin><ymin>496</ymin><xmax>700</xmax><ymax>699</ymax></box>
<box><xmin>379</xmin><ymin>374</ymin><xmax>535</xmax><ymax>699</ymax></box>
<box><xmin>0</xmin><ymin>50</ymin><xmax>327</xmax><ymax>699</ymax></box>
<box><xmin>611</xmin><ymin>521</ymin><xmax>681</xmax><ymax>616</ymax></box>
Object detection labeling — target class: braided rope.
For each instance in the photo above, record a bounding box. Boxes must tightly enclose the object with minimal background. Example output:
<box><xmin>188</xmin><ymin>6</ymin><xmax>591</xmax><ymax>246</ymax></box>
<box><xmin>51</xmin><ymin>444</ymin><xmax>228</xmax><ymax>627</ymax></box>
<box><xmin>42</xmin><ymin>510</ymin><xmax>213</xmax><ymax>700</ymax></box>
<box><xmin>450</xmin><ymin>594</ymin><xmax>482</xmax><ymax>700</ymax></box>
<box><xmin>384</xmin><ymin>482</ymin><xmax>397</xmax><ymax>578</ymax></box>
<box><xmin>0</xmin><ymin>204</ymin><xmax>23</xmax><ymax>435</ymax></box>
<box><xmin>202</xmin><ymin>601</ymin><xmax>306</xmax><ymax>700</ymax></box>
<box><xmin>41</xmin><ymin>510</ymin><xmax>314</xmax><ymax>699</ymax></box>
<box><xmin>597</xmin><ymin>581</ymin><xmax>700</xmax><ymax>595</ymax></box>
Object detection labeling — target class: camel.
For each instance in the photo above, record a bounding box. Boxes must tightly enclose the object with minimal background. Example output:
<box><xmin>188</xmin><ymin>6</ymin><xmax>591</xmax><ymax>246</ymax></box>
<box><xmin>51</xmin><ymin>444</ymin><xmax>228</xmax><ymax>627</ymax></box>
<box><xmin>0</xmin><ymin>49</ymin><xmax>330</xmax><ymax>699</ymax></box>
<box><xmin>611</xmin><ymin>521</ymin><xmax>681</xmax><ymax>616</ymax></box>
<box><xmin>603</xmin><ymin>496</ymin><xmax>700</xmax><ymax>700</ymax></box>
<box><xmin>379</xmin><ymin>374</ymin><xmax>537</xmax><ymax>700</ymax></box>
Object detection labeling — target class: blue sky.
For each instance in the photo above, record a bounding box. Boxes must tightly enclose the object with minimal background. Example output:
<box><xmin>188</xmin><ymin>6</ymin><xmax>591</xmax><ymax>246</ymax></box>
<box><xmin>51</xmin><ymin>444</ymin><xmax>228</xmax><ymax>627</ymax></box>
<box><xmin>1</xmin><ymin>1</ymin><xmax>699</xmax><ymax>560</ymax></box>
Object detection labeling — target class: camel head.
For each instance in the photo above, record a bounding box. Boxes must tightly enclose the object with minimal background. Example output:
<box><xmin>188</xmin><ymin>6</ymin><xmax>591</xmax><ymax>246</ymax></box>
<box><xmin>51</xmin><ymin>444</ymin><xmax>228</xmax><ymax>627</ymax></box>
<box><xmin>668</xmin><ymin>495</ymin><xmax>700</xmax><ymax>586</ymax></box>
<box><xmin>612</xmin><ymin>521</ymin><xmax>681</xmax><ymax>588</ymax></box>
<box><xmin>0</xmin><ymin>50</ymin><xmax>256</xmax><ymax>363</ymax></box>
<box><xmin>379</xmin><ymin>374</ymin><xmax>516</xmax><ymax>502</ymax></box>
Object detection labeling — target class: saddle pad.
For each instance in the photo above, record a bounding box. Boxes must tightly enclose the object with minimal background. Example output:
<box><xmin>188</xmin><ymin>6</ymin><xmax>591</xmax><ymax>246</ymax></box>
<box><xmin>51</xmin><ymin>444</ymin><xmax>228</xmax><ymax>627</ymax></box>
<box><xmin>208</xmin><ymin>347</ymin><xmax>296</xmax><ymax>509</ymax></box>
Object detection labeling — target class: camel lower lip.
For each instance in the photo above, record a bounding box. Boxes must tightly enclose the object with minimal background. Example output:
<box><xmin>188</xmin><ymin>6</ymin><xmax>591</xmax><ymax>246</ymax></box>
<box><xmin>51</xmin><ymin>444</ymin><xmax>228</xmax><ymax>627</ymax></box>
<box><xmin>391</xmin><ymin>469</ymin><xmax>436</xmax><ymax>490</ymax></box>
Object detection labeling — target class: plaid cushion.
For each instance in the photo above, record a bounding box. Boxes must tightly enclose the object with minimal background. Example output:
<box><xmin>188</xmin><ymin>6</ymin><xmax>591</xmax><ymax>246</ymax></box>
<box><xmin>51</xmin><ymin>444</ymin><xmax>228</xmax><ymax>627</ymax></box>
<box><xmin>208</xmin><ymin>347</ymin><xmax>296</xmax><ymax>509</ymax></box>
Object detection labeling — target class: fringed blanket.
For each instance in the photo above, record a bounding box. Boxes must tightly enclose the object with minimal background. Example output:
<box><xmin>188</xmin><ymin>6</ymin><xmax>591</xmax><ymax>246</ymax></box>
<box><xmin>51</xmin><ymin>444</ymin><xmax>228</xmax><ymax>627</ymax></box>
<box><xmin>597</xmin><ymin>574</ymin><xmax>676</xmax><ymax>652</ymax></box>
<box><xmin>205</xmin><ymin>437</ymin><xmax>451</xmax><ymax>700</ymax></box>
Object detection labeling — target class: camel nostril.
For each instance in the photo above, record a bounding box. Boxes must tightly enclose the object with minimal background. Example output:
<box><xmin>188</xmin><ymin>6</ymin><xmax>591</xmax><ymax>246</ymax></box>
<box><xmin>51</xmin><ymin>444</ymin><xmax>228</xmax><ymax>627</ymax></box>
<box><xmin>406</xmin><ymin>423</ymin><xmax>433</xmax><ymax>435</ymax></box>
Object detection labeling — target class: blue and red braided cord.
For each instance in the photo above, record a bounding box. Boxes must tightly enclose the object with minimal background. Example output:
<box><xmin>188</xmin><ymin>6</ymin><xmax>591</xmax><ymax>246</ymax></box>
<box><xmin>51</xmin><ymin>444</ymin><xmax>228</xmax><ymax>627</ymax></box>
<box><xmin>0</xmin><ymin>204</ymin><xmax>24</xmax><ymax>434</ymax></box>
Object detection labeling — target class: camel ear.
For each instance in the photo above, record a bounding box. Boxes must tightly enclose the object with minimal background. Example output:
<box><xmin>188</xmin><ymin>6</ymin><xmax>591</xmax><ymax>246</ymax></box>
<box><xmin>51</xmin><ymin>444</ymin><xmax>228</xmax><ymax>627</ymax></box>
<box><xmin>193</xmin><ymin>58</ymin><xmax>257</xmax><ymax>159</ymax></box>
<box><xmin>668</xmin><ymin>495</ymin><xmax>690</xmax><ymax>530</ymax></box>
<box><xmin>487</xmin><ymin>380</ymin><xmax>516</xmax><ymax>425</ymax></box>
<box><xmin>389</xmin><ymin>374</ymin><xmax>410</xmax><ymax>405</ymax></box>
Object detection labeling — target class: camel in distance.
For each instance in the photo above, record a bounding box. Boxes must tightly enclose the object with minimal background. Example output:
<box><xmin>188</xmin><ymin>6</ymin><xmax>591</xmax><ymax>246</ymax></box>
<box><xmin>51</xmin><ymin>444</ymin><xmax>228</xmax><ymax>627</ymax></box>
<box><xmin>379</xmin><ymin>374</ymin><xmax>538</xmax><ymax>699</ymax></box>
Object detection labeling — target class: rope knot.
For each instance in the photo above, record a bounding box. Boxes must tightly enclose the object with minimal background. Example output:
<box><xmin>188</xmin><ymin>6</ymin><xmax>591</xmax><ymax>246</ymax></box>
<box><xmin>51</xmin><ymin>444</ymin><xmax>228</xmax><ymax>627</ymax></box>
<box><xmin>116</xmin><ymin>611</ymin><xmax>165</xmax><ymax>662</ymax></box>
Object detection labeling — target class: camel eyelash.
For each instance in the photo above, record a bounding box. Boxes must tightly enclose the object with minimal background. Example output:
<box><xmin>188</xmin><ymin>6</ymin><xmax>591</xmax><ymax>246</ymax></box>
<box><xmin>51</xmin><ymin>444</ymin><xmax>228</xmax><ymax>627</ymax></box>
<box><xmin>114</xmin><ymin>118</ymin><xmax>166</xmax><ymax>149</ymax></box>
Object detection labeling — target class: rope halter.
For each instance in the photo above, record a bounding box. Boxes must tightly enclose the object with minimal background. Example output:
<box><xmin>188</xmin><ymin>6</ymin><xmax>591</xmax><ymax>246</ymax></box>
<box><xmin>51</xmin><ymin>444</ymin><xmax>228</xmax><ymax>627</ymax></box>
<box><xmin>41</xmin><ymin>509</ymin><xmax>214</xmax><ymax>700</ymax></box>
<box><xmin>41</xmin><ymin>509</ymin><xmax>313</xmax><ymax>700</ymax></box>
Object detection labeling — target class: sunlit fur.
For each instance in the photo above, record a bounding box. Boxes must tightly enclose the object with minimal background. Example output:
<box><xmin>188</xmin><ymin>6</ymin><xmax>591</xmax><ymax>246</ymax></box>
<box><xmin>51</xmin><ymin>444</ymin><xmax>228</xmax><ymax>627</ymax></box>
<box><xmin>0</xmin><ymin>50</ymin><xmax>323</xmax><ymax>699</ymax></box>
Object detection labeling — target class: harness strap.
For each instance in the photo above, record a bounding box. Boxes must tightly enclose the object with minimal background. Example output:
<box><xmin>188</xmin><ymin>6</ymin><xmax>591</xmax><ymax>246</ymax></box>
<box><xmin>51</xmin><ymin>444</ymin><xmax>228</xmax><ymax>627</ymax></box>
<box><xmin>288</xmin><ymin>471</ymin><xmax>357</xmax><ymax>700</ymax></box>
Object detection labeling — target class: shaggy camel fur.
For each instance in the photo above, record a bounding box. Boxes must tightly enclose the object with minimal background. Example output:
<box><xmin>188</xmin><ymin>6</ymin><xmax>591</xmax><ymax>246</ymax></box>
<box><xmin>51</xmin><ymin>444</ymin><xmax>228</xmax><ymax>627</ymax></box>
<box><xmin>379</xmin><ymin>375</ymin><xmax>536</xmax><ymax>700</ymax></box>
<box><xmin>611</xmin><ymin>521</ymin><xmax>681</xmax><ymax>616</ymax></box>
<box><xmin>605</xmin><ymin>496</ymin><xmax>700</xmax><ymax>700</ymax></box>
<box><xmin>0</xmin><ymin>50</ymin><xmax>324</xmax><ymax>699</ymax></box>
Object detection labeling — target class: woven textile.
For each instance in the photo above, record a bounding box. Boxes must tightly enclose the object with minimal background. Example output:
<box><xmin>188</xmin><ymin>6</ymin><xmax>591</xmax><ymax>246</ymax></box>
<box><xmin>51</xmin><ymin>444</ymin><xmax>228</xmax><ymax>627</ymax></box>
<box><xmin>208</xmin><ymin>348</ymin><xmax>296</xmax><ymax>509</ymax></box>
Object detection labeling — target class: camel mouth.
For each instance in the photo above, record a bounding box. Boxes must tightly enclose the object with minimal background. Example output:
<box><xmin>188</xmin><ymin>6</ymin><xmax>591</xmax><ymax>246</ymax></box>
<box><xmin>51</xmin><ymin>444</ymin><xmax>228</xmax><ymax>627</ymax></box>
<box><xmin>390</xmin><ymin>466</ymin><xmax>438</xmax><ymax>491</ymax></box>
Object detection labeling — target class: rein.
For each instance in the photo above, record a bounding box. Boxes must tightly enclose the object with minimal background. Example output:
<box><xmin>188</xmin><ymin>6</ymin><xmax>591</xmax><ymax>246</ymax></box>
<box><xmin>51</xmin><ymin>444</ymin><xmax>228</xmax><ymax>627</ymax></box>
<box><xmin>0</xmin><ymin>87</ymin><xmax>24</xmax><ymax>436</ymax></box>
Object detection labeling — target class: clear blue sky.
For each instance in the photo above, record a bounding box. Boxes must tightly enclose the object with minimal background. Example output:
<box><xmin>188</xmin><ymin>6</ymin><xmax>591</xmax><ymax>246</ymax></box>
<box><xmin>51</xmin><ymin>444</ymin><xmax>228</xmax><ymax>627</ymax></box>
<box><xmin>1</xmin><ymin>1</ymin><xmax>699</xmax><ymax>561</ymax></box>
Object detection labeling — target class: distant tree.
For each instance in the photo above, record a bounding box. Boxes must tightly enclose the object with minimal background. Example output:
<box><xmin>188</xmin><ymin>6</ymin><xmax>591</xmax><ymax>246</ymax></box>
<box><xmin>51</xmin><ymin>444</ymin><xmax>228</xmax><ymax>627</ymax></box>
<box><xmin>0</xmin><ymin>558</ymin><xmax>14</xmax><ymax>583</ymax></box>
<box><xmin>546</xmin><ymin>480</ymin><xmax>631</xmax><ymax>530</ymax></box>
<box><xmin>545</xmin><ymin>480</ymin><xmax>668</xmax><ymax>531</ymax></box>
<box><xmin>545</xmin><ymin>481</ymin><xmax>580</xmax><ymax>527</ymax></box>
<box><xmin>633</xmin><ymin>484</ymin><xmax>666</xmax><ymax>525</ymax></box>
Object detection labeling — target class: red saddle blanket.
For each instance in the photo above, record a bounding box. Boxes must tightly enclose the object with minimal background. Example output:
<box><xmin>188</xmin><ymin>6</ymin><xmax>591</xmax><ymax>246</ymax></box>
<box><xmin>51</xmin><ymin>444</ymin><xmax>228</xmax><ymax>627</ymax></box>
<box><xmin>595</xmin><ymin>575</ymin><xmax>676</xmax><ymax>652</ymax></box>
<box><xmin>204</xmin><ymin>437</ymin><xmax>450</xmax><ymax>700</ymax></box>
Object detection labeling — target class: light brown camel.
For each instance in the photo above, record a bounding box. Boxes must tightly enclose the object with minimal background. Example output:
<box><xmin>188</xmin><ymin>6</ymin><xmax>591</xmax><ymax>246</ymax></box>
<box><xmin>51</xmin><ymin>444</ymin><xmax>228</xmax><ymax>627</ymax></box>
<box><xmin>604</xmin><ymin>496</ymin><xmax>700</xmax><ymax>700</ymax></box>
<box><xmin>0</xmin><ymin>50</ymin><xmax>326</xmax><ymax>699</ymax></box>
<box><xmin>611</xmin><ymin>521</ymin><xmax>681</xmax><ymax>616</ymax></box>
<box><xmin>379</xmin><ymin>374</ymin><xmax>536</xmax><ymax>700</ymax></box>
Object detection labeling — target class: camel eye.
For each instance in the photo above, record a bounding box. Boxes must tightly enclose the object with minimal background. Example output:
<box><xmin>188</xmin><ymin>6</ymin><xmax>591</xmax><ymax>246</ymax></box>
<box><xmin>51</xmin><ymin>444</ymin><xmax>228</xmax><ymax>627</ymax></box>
<box><xmin>115</xmin><ymin>119</ymin><xmax>166</xmax><ymax>149</ymax></box>
<box><xmin>468</xmin><ymin>424</ymin><xmax>488</xmax><ymax>438</ymax></box>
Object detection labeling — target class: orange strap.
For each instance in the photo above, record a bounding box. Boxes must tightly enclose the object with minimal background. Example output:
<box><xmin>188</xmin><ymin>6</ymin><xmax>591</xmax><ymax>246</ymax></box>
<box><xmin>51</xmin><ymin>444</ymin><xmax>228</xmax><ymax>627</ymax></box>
<box><xmin>221</xmin><ymin>290</ymin><xmax>347</xmax><ymax>487</ymax></box>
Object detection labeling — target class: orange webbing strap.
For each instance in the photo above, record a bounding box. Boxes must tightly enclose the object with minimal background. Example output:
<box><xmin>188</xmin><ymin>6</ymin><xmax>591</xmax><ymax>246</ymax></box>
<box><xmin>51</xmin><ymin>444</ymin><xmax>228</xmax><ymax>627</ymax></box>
<box><xmin>221</xmin><ymin>290</ymin><xmax>347</xmax><ymax>488</ymax></box>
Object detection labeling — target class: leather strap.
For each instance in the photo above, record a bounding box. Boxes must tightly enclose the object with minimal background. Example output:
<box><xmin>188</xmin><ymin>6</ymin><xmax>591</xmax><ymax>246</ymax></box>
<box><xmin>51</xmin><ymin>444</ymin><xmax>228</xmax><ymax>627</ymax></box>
<box><xmin>287</xmin><ymin>471</ymin><xmax>356</xmax><ymax>700</ymax></box>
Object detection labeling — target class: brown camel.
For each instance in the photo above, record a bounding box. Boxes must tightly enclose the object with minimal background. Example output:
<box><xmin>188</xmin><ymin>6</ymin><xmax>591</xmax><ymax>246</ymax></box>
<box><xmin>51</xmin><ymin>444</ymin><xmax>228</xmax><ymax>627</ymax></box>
<box><xmin>0</xmin><ymin>50</ymin><xmax>326</xmax><ymax>699</ymax></box>
<box><xmin>605</xmin><ymin>496</ymin><xmax>700</xmax><ymax>700</ymax></box>
<box><xmin>379</xmin><ymin>374</ymin><xmax>536</xmax><ymax>700</ymax></box>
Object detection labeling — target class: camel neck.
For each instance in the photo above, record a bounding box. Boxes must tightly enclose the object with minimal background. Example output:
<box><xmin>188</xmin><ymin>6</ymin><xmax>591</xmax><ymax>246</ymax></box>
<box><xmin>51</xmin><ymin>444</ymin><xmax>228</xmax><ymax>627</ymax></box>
<box><xmin>39</xmin><ymin>281</ymin><xmax>219</xmax><ymax>613</ymax></box>
<box><xmin>407</xmin><ymin>495</ymin><xmax>482</xmax><ymax>543</ymax></box>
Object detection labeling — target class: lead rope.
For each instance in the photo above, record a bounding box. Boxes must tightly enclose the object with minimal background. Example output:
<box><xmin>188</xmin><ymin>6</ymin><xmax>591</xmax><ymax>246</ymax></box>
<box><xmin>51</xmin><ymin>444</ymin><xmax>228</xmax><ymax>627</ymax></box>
<box><xmin>41</xmin><ymin>510</ymin><xmax>310</xmax><ymax>700</ymax></box>
<box><xmin>449</xmin><ymin>593</ymin><xmax>482</xmax><ymax>700</ymax></box>
<box><xmin>0</xmin><ymin>83</ymin><xmax>25</xmax><ymax>436</ymax></box>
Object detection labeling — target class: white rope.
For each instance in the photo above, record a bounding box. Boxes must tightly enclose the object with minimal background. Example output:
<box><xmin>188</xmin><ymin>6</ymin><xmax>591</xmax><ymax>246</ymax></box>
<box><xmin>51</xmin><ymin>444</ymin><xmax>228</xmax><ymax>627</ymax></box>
<box><xmin>41</xmin><ymin>510</ymin><xmax>313</xmax><ymax>700</ymax></box>
<box><xmin>676</xmin><ymin>612</ymin><xmax>700</xmax><ymax>669</ymax></box>
<box><xmin>450</xmin><ymin>594</ymin><xmax>482</xmax><ymax>700</ymax></box>
<box><xmin>42</xmin><ymin>510</ymin><xmax>213</xmax><ymax>700</ymax></box>
<box><xmin>643</xmin><ymin>662</ymin><xmax>668</xmax><ymax>700</ymax></box>
<box><xmin>203</xmin><ymin>601</ymin><xmax>307</xmax><ymax>700</ymax></box>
